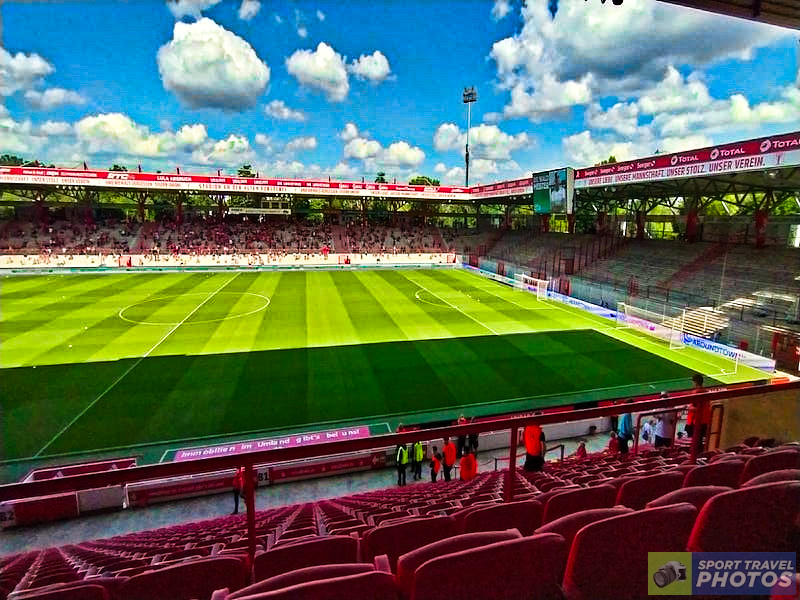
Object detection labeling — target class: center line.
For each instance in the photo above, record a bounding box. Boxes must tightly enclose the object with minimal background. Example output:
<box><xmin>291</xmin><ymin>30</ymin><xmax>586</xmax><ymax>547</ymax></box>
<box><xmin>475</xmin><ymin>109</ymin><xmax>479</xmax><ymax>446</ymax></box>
<box><xmin>34</xmin><ymin>273</ymin><xmax>240</xmax><ymax>457</ymax></box>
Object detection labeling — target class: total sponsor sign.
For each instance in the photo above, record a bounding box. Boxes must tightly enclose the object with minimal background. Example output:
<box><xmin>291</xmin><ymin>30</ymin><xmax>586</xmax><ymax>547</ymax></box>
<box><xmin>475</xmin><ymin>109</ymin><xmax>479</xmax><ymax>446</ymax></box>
<box><xmin>575</xmin><ymin>131</ymin><xmax>800</xmax><ymax>188</ymax></box>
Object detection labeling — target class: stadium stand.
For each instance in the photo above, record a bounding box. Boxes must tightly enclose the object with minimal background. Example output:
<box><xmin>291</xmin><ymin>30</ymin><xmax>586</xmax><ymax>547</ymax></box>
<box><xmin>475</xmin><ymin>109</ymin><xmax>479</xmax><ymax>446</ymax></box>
<box><xmin>2</xmin><ymin>440</ymin><xmax>798</xmax><ymax>599</ymax></box>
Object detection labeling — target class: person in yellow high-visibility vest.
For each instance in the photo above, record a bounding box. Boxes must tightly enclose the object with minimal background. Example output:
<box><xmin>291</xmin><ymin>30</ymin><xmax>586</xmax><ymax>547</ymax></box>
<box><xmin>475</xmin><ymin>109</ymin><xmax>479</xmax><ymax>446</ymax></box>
<box><xmin>396</xmin><ymin>444</ymin><xmax>409</xmax><ymax>486</ymax></box>
<box><xmin>412</xmin><ymin>440</ymin><xmax>424</xmax><ymax>480</ymax></box>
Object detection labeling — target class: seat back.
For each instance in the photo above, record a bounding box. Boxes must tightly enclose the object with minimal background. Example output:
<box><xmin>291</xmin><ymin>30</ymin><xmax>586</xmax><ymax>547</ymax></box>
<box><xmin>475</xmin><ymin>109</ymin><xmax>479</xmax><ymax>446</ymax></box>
<box><xmin>119</xmin><ymin>556</ymin><xmax>247</xmax><ymax>600</ymax></box>
<box><xmin>462</xmin><ymin>500</ymin><xmax>543</xmax><ymax>536</ymax></box>
<box><xmin>562</xmin><ymin>503</ymin><xmax>697</xmax><ymax>600</ymax></box>
<box><xmin>542</xmin><ymin>485</ymin><xmax>617</xmax><ymax>524</ymax></box>
<box><xmin>361</xmin><ymin>516</ymin><xmax>457</xmax><ymax>572</ymax></box>
<box><xmin>682</xmin><ymin>460</ymin><xmax>745</xmax><ymax>489</ymax></box>
<box><xmin>646</xmin><ymin>486</ymin><xmax>732</xmax><ymax>511</ymax></box>
<box><xmin>615</xmin><ymin>471</ymin><xmax>684</xmax><ymax>509</ymax></box>
<box><xmin>226</xmin><ymin>564</ymin><xmax>375</xmax><ymax>599</ymax></box>
<box><xmin>253</xmin><ymin>536</ymin><xmax>357</xmax><ymax>582</ymax></box>
<box><xmin>410</xmin><ymin>533</ymin><xmax>567</xmax><ymax>600</ymax></box>
<box><xmin>740</xmin><ymin>469</ymin><xmax>800</xmax><ymax>487</ymax></box>
<box><xmin>739</xmin><ymin>450</ymin><xmax>800</xmax><ymax>485</ymax></box>
<box><xmin>8</xmin><ymin>584</ymin><xmax>109</xmax><ymax>600</ymax></box>
<box><xmin>687</xmin><ymin>481</ymin><xmax>800</xmax><ymax>552</ymax></box>
<box><xmin>534</xmin><ymin>506</ymin><xmax>633</xmax><ymax>550</ymax></box>
<box><xmin>226</xmin><ymin>571</ymin><xmax>399</xmax><ymax>600</ymax></box>
<box><xmin>396</xmin><ymin>529</ymin><xmax>521</xmax><ymax>599</ymax></box>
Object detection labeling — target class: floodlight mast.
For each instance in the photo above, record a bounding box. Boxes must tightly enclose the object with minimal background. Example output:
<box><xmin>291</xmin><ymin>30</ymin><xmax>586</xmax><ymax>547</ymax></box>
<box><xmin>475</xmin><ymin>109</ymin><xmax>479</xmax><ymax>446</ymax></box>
<box><xmin>462</xmin><ymin>86</ymin><xmax>477</xmax><ymax>187</ymax></box>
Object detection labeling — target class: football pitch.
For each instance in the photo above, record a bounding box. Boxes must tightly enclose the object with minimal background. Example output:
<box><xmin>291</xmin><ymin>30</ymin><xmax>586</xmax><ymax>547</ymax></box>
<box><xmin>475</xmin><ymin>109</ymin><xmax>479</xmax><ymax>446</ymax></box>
<box><xmin>0</xmin><ymin>266</ymin><xmax>762</xmax><ymax>464</ymax></box>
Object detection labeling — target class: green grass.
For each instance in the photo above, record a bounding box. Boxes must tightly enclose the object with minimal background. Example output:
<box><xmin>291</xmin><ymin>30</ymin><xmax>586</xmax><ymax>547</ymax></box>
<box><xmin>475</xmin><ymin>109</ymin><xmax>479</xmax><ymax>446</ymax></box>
<box><xmin>0</xmin><ymin>267</ymin><xmax>762</xmax><ymax>464</ymax></box>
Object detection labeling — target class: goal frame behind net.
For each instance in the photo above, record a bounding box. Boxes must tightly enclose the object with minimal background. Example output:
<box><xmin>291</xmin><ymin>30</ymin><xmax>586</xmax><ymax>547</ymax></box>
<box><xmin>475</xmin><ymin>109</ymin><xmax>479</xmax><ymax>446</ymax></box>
<box><xmin>513</xmin><ymin>273</ymin><xmax>550</xmax><ymax>300</ymax></box>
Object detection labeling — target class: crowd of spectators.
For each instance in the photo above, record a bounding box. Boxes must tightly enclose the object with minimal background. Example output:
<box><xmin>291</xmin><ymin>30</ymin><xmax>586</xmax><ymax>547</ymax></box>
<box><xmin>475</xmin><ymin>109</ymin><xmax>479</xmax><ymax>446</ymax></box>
<box><xmin>0</xmin><ymin>218</ymin><xmax>133</xmax><ymax>257</ymax></box>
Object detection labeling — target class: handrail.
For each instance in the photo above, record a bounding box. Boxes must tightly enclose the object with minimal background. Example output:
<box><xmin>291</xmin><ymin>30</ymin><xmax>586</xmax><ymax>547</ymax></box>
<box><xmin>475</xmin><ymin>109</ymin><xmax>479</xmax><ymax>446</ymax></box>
<box><xmin>1</xmin><ymin>379</ymin><xmax>794</xmax><ymax>503</ymax></box>
<box><xmin>632</xmin><ymin>408</ymin><xmax>682</xmax><ymax>454</ymax></box>
<box><xmin>545</xmin><ymin>443</ymin><xmax>565</xmax><ymax>462</ymax></box>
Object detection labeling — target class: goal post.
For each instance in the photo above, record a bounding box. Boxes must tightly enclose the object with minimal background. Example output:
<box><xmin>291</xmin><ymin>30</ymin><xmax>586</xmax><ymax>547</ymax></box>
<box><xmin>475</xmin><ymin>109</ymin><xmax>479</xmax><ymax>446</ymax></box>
<box><xmin>513</xmin><ymin>273</ymin><xmax>550</xmax><ymax>299</ymax></box>
<box><xmin>616</xmin><ymin>302</ymin><xmax>685</xmax><ymax>349</ymax></box>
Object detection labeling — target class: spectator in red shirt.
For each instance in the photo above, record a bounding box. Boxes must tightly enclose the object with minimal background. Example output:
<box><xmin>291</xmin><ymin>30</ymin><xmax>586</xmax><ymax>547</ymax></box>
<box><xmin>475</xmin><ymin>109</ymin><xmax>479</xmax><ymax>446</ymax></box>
<box><xmin>574</xmin><ymin>441</ymin><xmax>588</xmax><ymax>460</ymax></box>
<box><xmin>442</xmin><ymin>437</ymin><xmax>457</xmax><ymax>481</ymax></box>
<box><xmin>430</xmin><ymin>446</ymin><xmax>442</xmax><ymax>482</ymax></box>
<box><xmin>606</xmin><ymin>431</ymin><xmax>619</xmax><ymax>454</ymax></box>
<box><xmin>523</xmin><ymin>423</ymin><xmax>546</xmax><ymax>472</ymax></box>
<box><xmin>459</xmin><ymin>450</ymin><xmax>478</xmax><ymax>481</ymax></box>
<box><xmin>231</xmin><ymin>467</ymin><xmax>245</xmax><ymax>515</ymax></box>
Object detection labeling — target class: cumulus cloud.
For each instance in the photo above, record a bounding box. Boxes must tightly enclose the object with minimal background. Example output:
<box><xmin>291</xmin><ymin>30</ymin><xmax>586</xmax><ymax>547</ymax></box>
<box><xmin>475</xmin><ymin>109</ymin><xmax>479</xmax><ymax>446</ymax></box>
<box><xmin>0</xmin><ymin>47</ymin><xmax>54</xmax><ymax>95</ymax></box>
<box><xmin>297</xmin><ymin>26</ymin><xmax>308</xmax><ymax>38</ymax></box>
<box><xmin>491</xmin><ymin>0</ymin><xmax>511</xmax><ymax>21</ymax></box>
<box><xmin>174</xmin><ymin>123</ymin><xmax>208</xmax><ymax>148</ymax></box>
<box><xmin>264</xmin><ymin>99</ymin><xmax>307</xmax><ymax>121</ymax></box>
<box><xmin>284</xmin><ymin>136</ymin><xmax>317</xmax><ymax>153</ymax></box>
<box><xmin>562</xmin><ymin>130</ymin><xmax>713</xmax><ymax>168</ymax></box>
<box><xmin>344</xmin><ymin>137</ymin><xmax>381</xmax><ymax>160</ymax></box>
<box><xmin>24</xmin><ymin>88</ymin><xmax>87</xmax><ymax>110</ymax></box>
<box><xmin>382</xmin><ymin>141</ymin><xmax>425</xmax><ymax>167</ymax></box>
<box><xmin>348</xmin><ymin>51</ymin><xmax>392</xmax><ymax>83</ymax></box>
<box><xmin>434</xmin><ymin>162</ymin><xmax>447</xmax><ymax>174</ymax></box>
<box><xmin>489</xmin><ymin>1</ymin><xmax>791</xmax><ymax>123</ymax></box>
<box><xmin>340</xmin><ymin>122</ymin><xmax>359</xmax><ymax>141</ymax></box>
<box><xmin>166</xmin><ymin>0</ymin><xmax>222</xmax><ymax>20</ymax></box>
<box><xmin>75</xmin><ymin>113</ymin><xmax>178</xmax><ymax>157</ymax></box>
<box><xmin>157</xmin><ymin>18</ymin><xmax>270</xmax><ymax>110</ymax></box>
<box><xmin>238</xmin><ymin>0</ymin><xmax>261</xmax><ymax>21</ymax></box>
<box><xmin>433</xmin><ymin>123</ymin><xmax>530</xmax><ymax>160</ymax></box>
<box><xmin>38</xmin><ymin>121</ymin><xmax>72</xmax><ymax>136</ymax></box>
<box><xmin>286</xmin><ymin>42</ymin><xmax>349</xmax><ymax>101</ymax></box>
<box><xmin>316</xmin><ymin>10</ymin><xmax>326</xmax><ymax>21</ymax></box>
<box><xmin>192</xmin><ymin>133</ymin><xmax>255</xmax><ymax>166</ymax></box>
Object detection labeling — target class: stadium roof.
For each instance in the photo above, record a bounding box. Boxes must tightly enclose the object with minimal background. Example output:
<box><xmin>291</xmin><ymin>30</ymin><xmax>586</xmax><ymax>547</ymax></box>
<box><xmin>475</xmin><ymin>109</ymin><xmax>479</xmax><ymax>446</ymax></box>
<box><xmin>658</xmin><ymin>0</ymin><xmax>800</xmax><ymax>29</ymax></box>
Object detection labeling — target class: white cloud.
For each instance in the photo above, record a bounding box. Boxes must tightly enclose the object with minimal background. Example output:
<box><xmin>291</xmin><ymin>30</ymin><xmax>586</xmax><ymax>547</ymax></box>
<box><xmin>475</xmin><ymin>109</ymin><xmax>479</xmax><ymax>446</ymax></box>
<box><xmin>585</xmin><ymin>102</ymin><xmax>641</xmax><ymax>137</ymax></box>
<box><xmin>434</xmin><ymin>162</ymin><xmax>447</xmax><ymax>174</ymax></box>
<box><xmin>489</xmin><ymin>0</ymin><xmax>791</xmax><ymax>123</ymax></box>
<box><xmin>175</xmin><ymin>123</ymin><xmax>208</xmax><ymax>148</ymax></box>
<box><xmin>193</xmin><ymin>133</ymin><xmax>255</xmax><ymax>166</ymax></box>
<box><xmin>264</xmin><ymin>99</ymin><xmax>307</xmax><ymax>121</ymax></box>
<box><xmin>348</xmin><ymin>51</ymin><xmax>392</xmax><ymax>84</ymax></box>
<box><xmin>24</xmin><ymin>88</ymin><xmax>87</xmax><ymax>110</ymax></box>
<box><xmin>38</xmin><ymin>121</ymin><xmax>72</xmax><ymax>136</ymax></box>
<box><xmin>637</xmin><ymin>67</ymin><xmax>712</xmax><ymax>115</ymax></box>
<box><xmin>166</xmin><ymin>0</ymin><xmax>222</xmax><ymax>20</ymax></box>
<box><xmin>340</xmin><ymin>122</ymin><xmax>359</xmax><ymax>141</ymax></box>
<box><xmin>382</xmin><ymin>141</ymin><xmax>425</xmax><ymax>167</ymax></box>
<box><xmin>316</xmin><ymin>10</ymin><xmax>325</xmax><ymax>21</ymax></box>
<box><xmin>274</xmin><ymin>14</ymin><xmax>283</xmax><ymax>24</ymax></box>
<box><xmin>0</xmin><ymin>47</ymin><xmax>54</xmax><ymax>96</ymax></box>
<box><xmin>433</xmin><ymin>123</ymin><xmax>529</xmax><ymax>160</ymax></box>
<box><xmin>491</xmin><ymin>0</ymin><xmax>511</xmax><ymax>21</ymax></box>
<box><xmin>297</xmin><ymin>26</ymin><xmax>308</xmax><ymax>38</ymax></box>
<box><xmin>237</xmin><ymin>0</ymin><xmax>261</xmax><ymax>21</ymax></box>
<box><xmin>286</xmin><ymin>42</ymin><xmax>349</xmax><ymax>102</ymax></box>
<box><xmin>157</xmin><ymin>18</ymin><xmax>270</xmax><ymax>110</ymax></box>
<box><xmin>254</xmin><ymin>133</ymin><xmax>272</xmax><ymax>146</ymax></box>
<box><xmin>75</xmin><ymin>113</ymin><xmax>176</xmax><ymax>157</ymax></box>
<box><xmin>344</xmin><ymin>137</ymin><xmax>381</xmax><ymax>160</ymax></box>
<box><xmin>0</xmin><ymin>104</ymin><xmax>8</xmax><ymax>118</ymax></box>
<box><xmin>284</xmin><ymin>136</ymin><xmax>318</xmax><ymax>153</ymax></box>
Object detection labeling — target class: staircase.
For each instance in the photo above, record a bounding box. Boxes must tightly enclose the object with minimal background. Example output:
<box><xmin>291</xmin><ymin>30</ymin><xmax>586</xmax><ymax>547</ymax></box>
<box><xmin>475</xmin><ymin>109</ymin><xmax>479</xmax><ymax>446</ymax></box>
<box><xmin>662</xmin><ymin>307</ymin><xmax>729</xmax><ymax>339</ymax></box>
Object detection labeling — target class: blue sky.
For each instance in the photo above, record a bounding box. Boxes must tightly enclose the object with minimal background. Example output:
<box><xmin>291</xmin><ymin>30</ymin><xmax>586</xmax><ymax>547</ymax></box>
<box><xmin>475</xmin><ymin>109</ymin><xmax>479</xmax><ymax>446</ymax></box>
<box><xmin>1</xmin><ymin>0</ymin><xmax>798</xmax><ymax>184</ymax></box>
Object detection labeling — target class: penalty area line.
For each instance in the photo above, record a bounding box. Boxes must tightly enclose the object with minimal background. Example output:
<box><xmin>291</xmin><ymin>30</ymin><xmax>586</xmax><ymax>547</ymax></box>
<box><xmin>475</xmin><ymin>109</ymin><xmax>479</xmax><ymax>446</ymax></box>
<box><xmin>34</xmin><ymin>273</ymin><xmax>241</xmax><ymax>458</ymax></box>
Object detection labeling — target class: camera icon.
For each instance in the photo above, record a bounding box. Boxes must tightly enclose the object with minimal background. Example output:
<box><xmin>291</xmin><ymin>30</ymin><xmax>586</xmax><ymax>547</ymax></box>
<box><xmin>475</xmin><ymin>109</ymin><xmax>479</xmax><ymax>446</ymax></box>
<box><xmin>653</xmin><ymin>561</ymin><xmax>687</xmax><ymax>588</ymax></box>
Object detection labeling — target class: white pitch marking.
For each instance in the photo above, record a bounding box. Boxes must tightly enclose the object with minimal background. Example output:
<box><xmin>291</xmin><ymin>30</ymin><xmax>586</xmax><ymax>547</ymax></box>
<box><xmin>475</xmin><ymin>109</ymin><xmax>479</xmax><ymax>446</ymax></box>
<box><xmin>34</xmin><ymin>273</ymin><xmax>241</xmax><ymax>457</ymax></box>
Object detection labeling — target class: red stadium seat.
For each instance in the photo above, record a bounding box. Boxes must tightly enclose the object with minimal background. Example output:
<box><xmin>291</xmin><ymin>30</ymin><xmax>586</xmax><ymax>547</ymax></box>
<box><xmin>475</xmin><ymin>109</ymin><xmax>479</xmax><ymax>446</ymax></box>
<box><xmin>408</xmin><ymin>533</ymin><xmax>567</xmax><ymax>600</ymax></box>
<box><xmin>542</xmin><ymin>484</ymin><xmax>617</xmax><ymax>524</ymax></box>
<box><xmin>687</xmin><ymin>481</ymin><xmax>800</xmax><ymax>552</ymax></box>
<box><xmin>218</xmin><ymin>571</ymin><xmax>399</xmax><ymax>600</ymax></box>
<box><xmin>645</xmin><ymin>485</ymin><xmax>732</xmax><ymax>511</ymax></box>
<box><xmin>253</xmin><ymin>536</ymin><xmax>358</xmax><ymax>582</ymax></box>
<box><xmin>360</xmin><ymin>516</ymin><xmax>457</xmax><ymax>573</ymax></box>
<box><xmin>739</xmin><ymin>450</ymin><xmax>800</xmax><ymax>485</ymax></box>
<box><xmin>461</xmin><ymin>499</ymin><xmax>543</xmax><ymax>536</ymax></box>
<box><xmin>682</xmin><ymin>460</ymin><xmax>746</xmax><ymax>488</ymax></box>
<box><xmin>395</xmin><ymin>529</ymin><xmax>522</xmax><ymax>599</ymax></box>
<box><xmin>740</xmin><ymin>469</ymin><xmax>800</xmax><ymax>487</ymax></box>
<box><xmin>119</xmin><ymin>556</ymin><xmax>248</xmax><ymax>600</ymax></box>
<box><xmin>7</xmin><ymin>584</ymin><xmax>109</xmax><ymax>600</ymax></box>
<box><xmin>615</xmin><ymin>471</ymin><xmax>684</xmax><ymax>509</ymax></box>
<box><xmin>562</xmin><ymin>502</ymin><xmax>697</xmax><ymax>600</ymax></box>
<box><xmin>534</xmin><ymin>506</ymin><xmax>633</xmax><ymax>550</ymax></box>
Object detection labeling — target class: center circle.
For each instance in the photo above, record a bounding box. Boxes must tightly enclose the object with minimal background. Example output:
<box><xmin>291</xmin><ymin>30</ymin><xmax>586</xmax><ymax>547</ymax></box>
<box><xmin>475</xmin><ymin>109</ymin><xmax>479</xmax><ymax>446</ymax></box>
<box><xmin>118</xmin><ymin>292</ymin><xmax>271</xmax><ymax>326</ymax></box>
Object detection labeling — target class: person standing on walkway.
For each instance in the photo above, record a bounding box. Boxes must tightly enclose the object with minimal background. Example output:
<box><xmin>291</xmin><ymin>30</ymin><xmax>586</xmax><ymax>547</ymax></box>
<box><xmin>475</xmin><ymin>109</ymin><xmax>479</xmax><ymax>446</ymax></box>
<box><xmin>412</xmin><ymin>440</ymin><xmax>424</xmax><ymax>480</ymax></box>
<box><xmin>442</xmin><ymin>437</ymin><xmax>457</xmax><ymax>481</ymax></box>
<box><xmin>396</xmin><ymin>443</ymin><xmax>409</xmax><ymax>486</ymax></box>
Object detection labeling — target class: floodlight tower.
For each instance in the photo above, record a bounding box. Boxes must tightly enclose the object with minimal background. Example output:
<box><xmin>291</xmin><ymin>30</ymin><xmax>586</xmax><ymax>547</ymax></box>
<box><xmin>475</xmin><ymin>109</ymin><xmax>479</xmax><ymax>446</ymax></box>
<box><xmin>462</xmin><ymin>86</ymin><xmax>477</xmax><ymax>187</ymax></box>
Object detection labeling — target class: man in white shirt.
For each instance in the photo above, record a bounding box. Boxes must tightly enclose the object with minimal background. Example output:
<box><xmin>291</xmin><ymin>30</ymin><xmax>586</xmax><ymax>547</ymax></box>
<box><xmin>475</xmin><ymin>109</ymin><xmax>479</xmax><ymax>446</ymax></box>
<box><xmin>654</xmin><ymin>409</ymin><xmax>677</xmax><ymax>448</ymax></box>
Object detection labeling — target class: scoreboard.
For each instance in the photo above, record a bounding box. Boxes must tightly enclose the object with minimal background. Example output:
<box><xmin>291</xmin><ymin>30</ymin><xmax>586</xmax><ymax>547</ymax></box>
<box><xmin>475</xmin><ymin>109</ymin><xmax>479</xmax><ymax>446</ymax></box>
<box><xmin>532</xmin><ymin>168</ymin><xmax>574</xmax><ymax>214</ymax></box>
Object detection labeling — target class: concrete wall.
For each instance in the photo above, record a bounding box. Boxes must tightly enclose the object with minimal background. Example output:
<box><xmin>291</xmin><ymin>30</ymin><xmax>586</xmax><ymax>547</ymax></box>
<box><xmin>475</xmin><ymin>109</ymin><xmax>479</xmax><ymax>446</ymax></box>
<box><xmin>718</xmin><ymin>388</ymin><xmax>800</xmax><ymax>448</ymax></box>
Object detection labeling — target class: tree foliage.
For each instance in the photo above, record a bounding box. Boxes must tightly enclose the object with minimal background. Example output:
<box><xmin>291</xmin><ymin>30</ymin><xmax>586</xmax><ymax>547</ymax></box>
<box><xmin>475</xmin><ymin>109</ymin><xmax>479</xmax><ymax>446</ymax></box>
<box><xmin>238</xmin><ymin>164</ymin><xmax>256</xmax><ymax>178</ymax></box>
<box><xmin>408</xmin><ymin>175</ymin><xmax>440</xmax><ymax>186</ymax></box>
<box><xmin>109</xmin><ymin>164</ymin><xmax>128</xmax><ymax>171</ymax></box>
<box><xmin>0</xmin><ymin>154</ymin><xmax>25</xmax><ymax>166</ymax></box>
<box><xmin>374</xmin><ymin>172</ymin><xmax>388</xmax><ymax>183</ymax></box>
<box><xmin>598</xmin><ymin>155</ymin><xmax>617</xmax><ymax>166</ymax></box>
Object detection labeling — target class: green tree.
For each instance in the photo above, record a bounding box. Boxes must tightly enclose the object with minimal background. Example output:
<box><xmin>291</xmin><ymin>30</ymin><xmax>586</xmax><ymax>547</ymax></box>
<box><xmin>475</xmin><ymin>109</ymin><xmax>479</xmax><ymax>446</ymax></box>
<box><xmin>0</xmin><ymin>154</ymin><xmax>25</xmax><ymax>166</ymax></box>
<box><xmin>375</xmin><ymin>172</ymin><xmax>388</xmax><ymax>183</ymax></box>
<box><xmin>598</xmin><ymin>155</ymin><xmax>617</xmax><ymax>166</ymax></box>
<box><xmin>109</xmin><ymin>164</ymin><xmax>128</xmax><ymax>171</ymax></box>
<box><xmin>408</xmin><ymin>175</ymin><xmax>440</xmax><ymax>186</ymax></box>
<box><xmin>238</xmin><ymin>164</ymin><xmax>256</xmax><ymax>177</ymax></box>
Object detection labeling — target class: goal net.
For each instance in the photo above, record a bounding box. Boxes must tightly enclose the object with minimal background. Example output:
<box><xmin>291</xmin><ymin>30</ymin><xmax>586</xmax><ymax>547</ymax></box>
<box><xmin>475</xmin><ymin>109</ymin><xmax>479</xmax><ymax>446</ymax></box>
<box><xmin>616</xmin><ymin>302</ymin><xmax>685</xmax><ymax>350</ymax></box>
<box><xmin>513</xmin><ymin>273</ymin><xmax>550</xmax><ymax>300</ymax></box>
